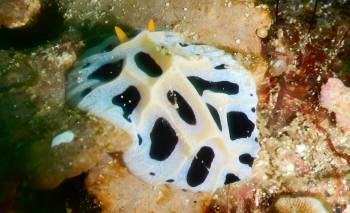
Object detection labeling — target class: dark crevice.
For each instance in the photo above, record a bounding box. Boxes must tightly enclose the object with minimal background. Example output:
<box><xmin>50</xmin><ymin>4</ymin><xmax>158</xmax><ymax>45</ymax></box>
<box><xmin>14</xmin><ymin>174</ymin><xmax>100</xmax><ymax>213</ymax></box>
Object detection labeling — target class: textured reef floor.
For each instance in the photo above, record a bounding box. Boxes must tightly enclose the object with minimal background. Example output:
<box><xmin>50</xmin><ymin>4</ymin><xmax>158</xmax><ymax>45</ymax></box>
<box><xmin>0</xmin><ymin>0</ymin><xmax>350</xmax><ymax>212</ymax></box>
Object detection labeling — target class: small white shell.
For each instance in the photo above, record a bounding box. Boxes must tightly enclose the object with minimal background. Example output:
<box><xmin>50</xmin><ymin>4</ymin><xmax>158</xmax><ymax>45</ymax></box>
<box><xmin>51</xmin><ymin>130</ymin><xmax>75</xmax><ymax>147</ymax></box>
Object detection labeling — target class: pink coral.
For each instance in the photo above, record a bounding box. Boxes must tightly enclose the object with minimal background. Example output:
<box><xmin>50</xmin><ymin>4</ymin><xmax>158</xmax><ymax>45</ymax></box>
<box><xmin>320</xmin><ymin>78</ymin><xmax>350</xmax><ymax>131</ymax></box>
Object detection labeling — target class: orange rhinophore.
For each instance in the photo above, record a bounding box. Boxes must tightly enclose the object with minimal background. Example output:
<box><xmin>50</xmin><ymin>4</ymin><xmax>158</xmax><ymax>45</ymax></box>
<box><xmin>147</xmin><ymin>19</ymin><xmax>156</xmax><ymax>32</ymax></box>
<box><xmin>114</xmin><ymin>25</ymin><xmax>128</xmax><ymax>42</ymax></box>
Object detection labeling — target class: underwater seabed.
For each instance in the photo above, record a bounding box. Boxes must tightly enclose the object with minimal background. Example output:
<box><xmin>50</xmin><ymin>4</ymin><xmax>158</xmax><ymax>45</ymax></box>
<box><xmin>0</xmin><ymin>0</ymin><xmax>350</xmax><ymax>212</ymax></box>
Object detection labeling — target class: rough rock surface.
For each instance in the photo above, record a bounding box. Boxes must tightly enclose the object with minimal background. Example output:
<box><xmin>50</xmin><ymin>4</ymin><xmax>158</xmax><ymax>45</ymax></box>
<box><xmin>0</xmin><ymin>0</ymin><xmax>41</xmax><ymax>28</ymax></box>
<box><xmin>0</xmin><ymin>33</ymin><xmax>131</xmax><ymax>190</ymax></box>
<box><xmin>321</xmin><ymin>78</ymin><xmax>350</xmax><ymax>132</ymax></box>
<box><xmin>211</xmin><ymin>1</ymin><xmax>350</xmax><ymax>211</ymax></box>
<box><xmin>212</xmin><ymin>114</ymin><xmax>350</xmax><ymax>212</ymax></box>
<box><xmin>86</xmin><ymin>154</ymin><xmax>212</xmax><ymax>213</ymax></box>
<box><xmin>4</xmin><ymin>0</ymin><xmax>350</xmax><ymax>212</ymax></box>
<box><xmin>59</xmin><ymin>0</ymin><xmax>271</xmax><ymax>55</ymax></box>
<box><xmin>25</xmin><ymin>42</ymin><xmax>132</xmax><ymax>189</ymax></box>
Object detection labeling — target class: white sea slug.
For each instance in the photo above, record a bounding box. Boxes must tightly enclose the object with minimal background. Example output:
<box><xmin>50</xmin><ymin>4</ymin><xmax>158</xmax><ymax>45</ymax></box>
<box><xmin>66</xmin><ymin>22</ymin><xmax>259</xmax><ymax>192</ymax></box>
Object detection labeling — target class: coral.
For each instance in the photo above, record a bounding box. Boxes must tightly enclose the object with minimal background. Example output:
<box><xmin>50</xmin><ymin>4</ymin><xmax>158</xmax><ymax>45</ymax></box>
<box><xmin>272</xmin><ymin>196</ymin><xmax>330</xmax><ymax>213</ymax></box>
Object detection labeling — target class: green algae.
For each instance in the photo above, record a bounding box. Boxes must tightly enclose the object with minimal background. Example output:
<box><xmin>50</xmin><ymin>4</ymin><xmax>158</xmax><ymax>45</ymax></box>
<box><xmin>0</xmin><ymin>52</ymin><xmax>38</xmax><ymax>92</ymax></box>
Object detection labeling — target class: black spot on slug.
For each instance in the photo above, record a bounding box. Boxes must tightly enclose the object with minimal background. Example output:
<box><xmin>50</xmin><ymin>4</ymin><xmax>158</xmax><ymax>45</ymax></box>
<box><xmin>103</xmin><ymin>41</ymin><xmax>118</xmax><ymax>52</ymax></box>
<box><xmin>187</xmin><ymin>146</ymin><xmax>215</xmax><ymax>187</ymax></box>
<box><xmin>167</xmin><ymin>90</ymin><xmax>196</xmax><ymax>125</ymax></box>
<box><xmin>166</xmin><ymin>179</ymin><xmax>174</xmax><ymax>183</ymax></box>
<box><xmin>206</xmin><ymin>104</ymin><xmax>222</xmax><ymax>130</ymax></box>
<box><xmin>150</xmin><ymin>118</ymin><xmax>178</xmax><ymax>161</ymax></box>
<box><xmin>227</xmin><ymin>111</ymin><xmax>255</xmax><ymax>140</ymax></box>
<box><xmin>83</xmin><ymin>63</ymin><xmax>90</xmax><ymax>68</ymax></box>
<box><xmin>112</xmin><ymin>86</ymin><xmax>141</xmax><ymax>122</ymax></box>
<box><xmin>251</xmin><ymin>107</ymin><xmax>256</xmax><ymax>112</ymax></box>
<box><xmin>239</xmin><ymin>153</ymin><xmax>254</xmax><ymax>167</ymax></box>
<box><xmin>81</xmin><ymin>88</ymin><xmax>92</xmax><ymax>97</ymax></box>
<box><xmin>149</xmin><ymin>172</ymin><xmax>155</xmax><ymax>176</ymax></box>
<box><xmin>134</xmin><ymin>52</ymin><xmax>162</xmax><ymax>77</ymax></box>
<box><xmin>179</xmin><ymin>43</ymin><xmax>189</xmax><ymax>47</ymax></box>
<box><xmin>224</xmin><ymin>173</ymin><xmax>240</xmax><ymax>185</ymax></box>
<box><xmin>187</xmin><ymin>76</ymin><xmax>239</xmax><ymax>96</ymax></box>
<box><xmin>137</xmin><ymin>134</ymin><xmax>142</xmax><ymax>145</ymax></box>
<box><xmin>214</xmin><ymin>64</ymin><xmax>226</xmax><ymax>70</ymax></box>
<box><xmin>88</xmin><ymin>59</ymin><xmax>124</xmax><ymax>81</ymax></box>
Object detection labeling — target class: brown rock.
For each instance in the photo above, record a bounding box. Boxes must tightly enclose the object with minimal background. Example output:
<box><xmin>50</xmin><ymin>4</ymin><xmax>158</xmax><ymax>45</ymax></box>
<box><xmin>61</xmin><ymin>0</ymin><xmax>271</xmax><ymax>55</ymax></box>
<box><xmin>86</xmin><ymin>154</ymin><xmax>212</xmax><ymax>213</ymax></box>
<box><xmin>273</xmin><ymin>196</ymin><xmax>330</xmax><ymax>213</ymax></box>
<box><xmin>0</xmin><ymin>0</ymin><xmax>41</xmax><ymax>28</ymax></box>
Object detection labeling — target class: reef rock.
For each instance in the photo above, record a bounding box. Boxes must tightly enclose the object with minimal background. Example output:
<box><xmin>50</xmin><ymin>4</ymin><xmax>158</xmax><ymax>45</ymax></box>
<box><xmin>0</xmin><ymin>0</ymin><xmax>41</xmax><ymax>28</ymax></box>
<box><xmin>320</xmin><ymin>78</ymin><xmax>350</xmax><ymax>131</ymax></box>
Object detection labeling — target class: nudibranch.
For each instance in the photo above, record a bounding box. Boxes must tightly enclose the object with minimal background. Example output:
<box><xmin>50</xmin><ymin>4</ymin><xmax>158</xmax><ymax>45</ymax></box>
<box><xmin>66</xmin><ymin>21</ymin><xmax>259</xmax><ymax>192</ymax></box>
